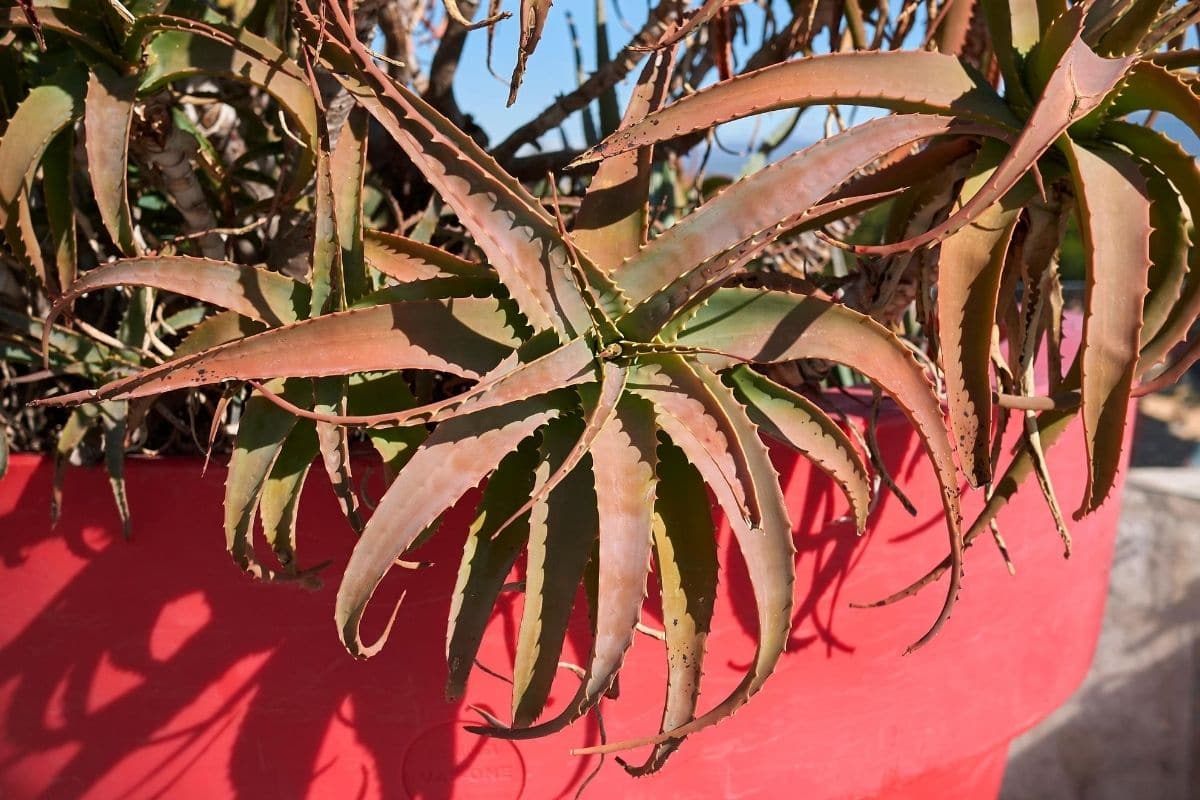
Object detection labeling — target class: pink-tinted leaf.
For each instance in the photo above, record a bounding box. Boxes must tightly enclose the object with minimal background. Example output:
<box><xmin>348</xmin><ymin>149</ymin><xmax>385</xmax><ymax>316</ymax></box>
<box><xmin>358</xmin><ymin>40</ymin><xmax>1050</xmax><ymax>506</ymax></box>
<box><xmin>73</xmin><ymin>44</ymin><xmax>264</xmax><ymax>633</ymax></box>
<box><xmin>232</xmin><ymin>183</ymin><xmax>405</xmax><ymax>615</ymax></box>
<box><xmin>246</xmin><ymin>335</ymin><xmax>597</xmax><ymax>430</ymax></box>
<box><xmin>851</xmin><ymin>10</ymin><xmax>1134</xmax><ymax>257</ymax></box>
<box><xmin>573</xmin><ymin>50</ymin><xmax>1017</xmax><ymax>168</ymax></box>
<box><xmin>336</xmin><ymin>395</ymin><xmax>566</xmax><ymax>657</ymax></box>
<box><xmin>573</xmin><ymin>44</ymin><xmax>676</xmax><ymax>272</ymax></box>
<box><xmin>45</xmin><ymin>257</ymin><xmax>310</xmax><ymax>345</ymax></box>
<box><xmin>1103</xmin><ymin>124</ymin><xmax>1200</xmax><ymax>374</ymax></box>
<box><xmin>299</xmin><ymin>0</ymin><xmax>612</xmax><ymax>337</ymax></box>
<box><xmin>636</xmin><ymin>0</ymin><xmax>727</xmax><ymax>51</ymax></box>
<box><xmin>84</xmin><ymin>66</ymin><xmax>138</xmax><ymax>256</ymax></box>
<box><xmin>935</xmin><ymin>143</ymin><xmax>1027</xmax><ymax>487</ymax></box>
<box><xmin>487</xmin><ymin>360</ymin><xmax>626</xmax><ymax>558</ymax></box>
<box><xmin>508</xmin><ymin>0</ymin><xmax>553</xmax><ymax>106</ymax></box>
<box><xmin>1062</xmin><ymin>140</ymin><xmax>1151</xmax><ymax>516</ymax></box>
<box><xmin>314</xmin><ymin>378</ymin><xmax>364</xmax><ymax>534</ymax></box>
<box><xmin>621</xmin><ymin>441</ymin><xmax>717</xmax><ymax>775</ymax></box>
<box><xmin>727</xmin><ymin>365</ymin><xmax>871</xmax><ymax>533</ymax></box>
<box><xmin>629</xmin><ymin>355</ymin><xmax>760</xmax><ymax>528</ymax></box>
<box><xmin>576</xmin><ymin>361</ymin><xmax>794</xmax><ymax>757</ymax></box>
<box><xmin>617</xmin><ymin>114</ymin><xmax>1008</xmax><ymax>337</ymax></box>
<box><xmin>675</xmin><ymin>289</ymin><xmax>964</xmax><ymax>649</ymax></box>
<box><xmin>517</xmin><ymin>395</ymin><xmax>658</xmax><ymax>732</ymax></box>
<box><xmin>32</xmin><ymin>299</ymin><xmax>520</xmax><ymax>407</ymax></box>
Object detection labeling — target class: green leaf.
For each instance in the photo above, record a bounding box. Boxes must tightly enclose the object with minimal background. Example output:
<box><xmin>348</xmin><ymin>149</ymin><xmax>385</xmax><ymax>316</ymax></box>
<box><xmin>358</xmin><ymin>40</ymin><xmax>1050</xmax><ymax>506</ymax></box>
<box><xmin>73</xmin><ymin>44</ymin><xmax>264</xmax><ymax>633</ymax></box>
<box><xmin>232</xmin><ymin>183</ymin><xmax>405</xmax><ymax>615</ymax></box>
<box><xmin>42</xmin><ymin>127</ymin><xmax>77</xmax><ymax>292</ymax></box>
<box><xmin>100</xmin><ymin>400</ymin><xmax>131</xmax><ymax>540</ymax></box>
<box><xmin>51</xmin><ymin>404</ymin><xmax>99</xmax><ymax>527</ymax></box>
<box><xmin>1107</xmin><ymin>62</ymin><xmax>1200</xmax><ymax>138</ymax></box>
<box><xmin>1137</xmin><ymin>161</ymin><xmax>1189</xmax><ymax>348</ymax></box>
<box><xmin>330</xmin><ymin>108</ymin><xmax>369</xmax><ymax>303</ymax></box>
<box><xmin>0</xmin><ymin>64</ymin><xmax>85</xmax><ymax>272</ymax></box>
<box><xmin>347</xmin><ymin>371</ymin><xmax>428</xmax><ymax>478</ymax></box>
<box><xmin>225</xmin><ymin>380</ymin><xmax>305</xmax><ymax>580</ymax></box>
<box><xmin>509</xmin><ymin>413</ymin><xmax>598</xmax><ymax>726</ymax></box>
<box><xmin>139</xmin><ymin>22</ymin><xmax>318</xmax><ymax>194</ymax></box>
<box><xmin>171</xmin><ymin>310</ymin><xmax>267</xmax><ymax>358</ymax></box>
<box><xmin>259</xmin><ymin>420</ymin><xmax>320</xmax><ymax>574</ymax></box>
<box><xmin>509</xmin><ymin>394</ymin><xmax>658</xmax><ymax>733</ymax></box>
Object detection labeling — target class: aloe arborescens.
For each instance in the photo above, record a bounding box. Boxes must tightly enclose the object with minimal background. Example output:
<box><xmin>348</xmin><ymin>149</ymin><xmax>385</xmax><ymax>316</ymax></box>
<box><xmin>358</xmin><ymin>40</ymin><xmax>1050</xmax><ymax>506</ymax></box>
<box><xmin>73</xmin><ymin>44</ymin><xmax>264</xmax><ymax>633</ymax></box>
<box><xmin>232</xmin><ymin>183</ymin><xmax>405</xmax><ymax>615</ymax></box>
<box><xmin>4</xmin><ymin>0</ymin><xmax>1199</xmax><ymax>775</ymax></box>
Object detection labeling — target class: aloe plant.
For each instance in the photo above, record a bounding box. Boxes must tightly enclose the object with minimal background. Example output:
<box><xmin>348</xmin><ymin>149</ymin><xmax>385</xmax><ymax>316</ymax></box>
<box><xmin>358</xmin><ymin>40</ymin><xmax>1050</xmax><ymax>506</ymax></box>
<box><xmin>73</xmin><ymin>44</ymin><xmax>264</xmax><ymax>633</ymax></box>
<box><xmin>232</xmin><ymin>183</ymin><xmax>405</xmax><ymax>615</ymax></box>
<box><xmin>3</xmin><ymin>0</ymin><xmax>1198</xmax><ymax>776</ymax></box>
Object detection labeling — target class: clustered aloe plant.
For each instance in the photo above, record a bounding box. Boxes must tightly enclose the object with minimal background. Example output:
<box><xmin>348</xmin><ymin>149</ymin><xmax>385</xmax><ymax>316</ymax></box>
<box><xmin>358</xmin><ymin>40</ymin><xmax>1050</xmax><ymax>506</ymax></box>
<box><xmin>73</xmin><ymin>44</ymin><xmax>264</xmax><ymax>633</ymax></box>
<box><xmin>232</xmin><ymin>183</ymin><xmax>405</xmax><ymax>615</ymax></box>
<box><xmin>2</xmin><ymin>0</ymin><xmax>1198</xmax><ymax>775</ymax></box>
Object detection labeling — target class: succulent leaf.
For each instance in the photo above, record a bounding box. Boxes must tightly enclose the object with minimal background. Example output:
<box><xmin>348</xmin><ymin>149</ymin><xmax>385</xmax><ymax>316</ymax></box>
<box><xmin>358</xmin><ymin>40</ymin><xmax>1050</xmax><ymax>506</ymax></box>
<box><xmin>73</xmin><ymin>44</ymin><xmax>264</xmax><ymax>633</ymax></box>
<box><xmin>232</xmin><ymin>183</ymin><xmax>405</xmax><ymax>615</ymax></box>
<box><xmin>621</xmin><ymin>440</ymin><xmax>718</xmax><ymax>775</ymax></box>
<box><xmin>617</xmin><ymin>114</ymin><xmax>1006</xmax><ymax>337</ymax></box>
<box><xmin>337</xmin><ymin>395</ymin><xmax>569</xmax><ymax>658</ymax></box>
<box><xmin>445</xmin><ymin>437</ymin><xmax>541</xmax><ymax>701</ymax></box>
<box><xmin>853</xmin><ymin>10</ymin><xmax>1134</xmax><ymax>257</ymax></box>
<box><xmin>935</xmin><ymin>142</ymin><xmax>1028</xmax><ymax>487</ymax></box>
<box><xmin>84</xmin><ymin>65</ymin><xmax>139</xmax><ymax>256</ymax></box>
<box><xmin>675</xmin><ymin>289</ymin><xmax>965</xmax><ymax>648</ymax></box>
<box><xmin>1062</xmin><ymin>140</ymin><xmax>1151</xmax><ymax>516</ymax></box>
<box><xmin>575</xmin><ymin>50</ymin><xmax>1020</xmax><ymax>167</ymax></box>
<box><xmin>726</xmin><ymin>365</ymin><xmax>871</xmax><ymax>533</ymax></box>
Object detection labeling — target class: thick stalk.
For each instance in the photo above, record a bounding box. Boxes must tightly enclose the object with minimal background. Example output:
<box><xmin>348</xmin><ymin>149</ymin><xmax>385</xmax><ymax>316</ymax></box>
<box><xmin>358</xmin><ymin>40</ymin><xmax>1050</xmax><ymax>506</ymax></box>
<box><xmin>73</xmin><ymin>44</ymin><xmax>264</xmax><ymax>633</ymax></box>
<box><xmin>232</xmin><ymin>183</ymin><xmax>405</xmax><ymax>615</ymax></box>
<box><xmin>131</xmin><ymin>94</ymin><xmax>223</xmax><ymax>260</ymax></box>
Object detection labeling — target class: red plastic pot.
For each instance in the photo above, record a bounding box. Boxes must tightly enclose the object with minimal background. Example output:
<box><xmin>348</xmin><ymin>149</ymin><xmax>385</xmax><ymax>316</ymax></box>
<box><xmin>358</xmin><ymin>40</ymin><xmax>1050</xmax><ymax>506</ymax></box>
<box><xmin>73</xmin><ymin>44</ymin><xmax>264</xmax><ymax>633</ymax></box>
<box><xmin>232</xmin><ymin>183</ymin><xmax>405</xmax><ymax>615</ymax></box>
<box><xmin>0</xmin><ymin>403</ymin><xmax>1130</xmax><ymax>799</ymax></box>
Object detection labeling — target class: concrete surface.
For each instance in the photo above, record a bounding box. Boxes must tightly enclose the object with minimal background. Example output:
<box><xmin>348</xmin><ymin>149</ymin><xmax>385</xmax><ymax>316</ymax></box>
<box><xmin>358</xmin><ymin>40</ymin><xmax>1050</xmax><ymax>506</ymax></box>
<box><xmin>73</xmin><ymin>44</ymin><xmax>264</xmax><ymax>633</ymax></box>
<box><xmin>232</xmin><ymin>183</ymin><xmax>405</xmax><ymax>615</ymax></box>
<box><xmin>999</xmin><ymin>472</ymin><xmax>1200</xmax><ymax>800</ymax></box>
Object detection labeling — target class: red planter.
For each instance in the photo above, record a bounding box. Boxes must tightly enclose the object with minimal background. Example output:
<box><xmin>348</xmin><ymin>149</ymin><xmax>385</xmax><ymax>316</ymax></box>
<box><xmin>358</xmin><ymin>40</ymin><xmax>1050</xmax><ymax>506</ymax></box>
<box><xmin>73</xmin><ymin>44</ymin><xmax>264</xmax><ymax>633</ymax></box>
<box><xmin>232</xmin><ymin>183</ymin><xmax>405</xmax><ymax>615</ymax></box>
<box><xmin>0</xmin><ymin>406</ymin><xmax>1129</xmax><ymax>799</ymax></box>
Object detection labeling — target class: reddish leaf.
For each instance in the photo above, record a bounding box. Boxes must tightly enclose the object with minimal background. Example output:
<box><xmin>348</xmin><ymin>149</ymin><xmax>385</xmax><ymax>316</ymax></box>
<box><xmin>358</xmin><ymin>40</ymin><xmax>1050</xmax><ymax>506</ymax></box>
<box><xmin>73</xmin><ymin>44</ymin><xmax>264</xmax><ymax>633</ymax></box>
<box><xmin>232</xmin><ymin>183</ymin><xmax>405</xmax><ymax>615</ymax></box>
<box><xmin>617</xmin><ymin>114</ymin><xmax>1009</xmax><ymax>338</ymax></box>
<box><xmin>1062</xmin><ymin>140</ymin><xmax>1151</xmax><ymax>516</ymax></box>
<box><xmin>574</xmin><ymin>50</ymin><xmax>1018</xmax><ymax>168</ymax></box>
<box><xmin>573</xmin><ymin>44</ymin><xmax>676</xmax><ymax>272</ymax></box>
<box><xmin>32</xmin><ymin>300</ymin><xmax>520</xmax><ymax>406</ymax></box>
<box><xmin>336</xmin><ymin>396</ymin><xmax>567</xmax><ymax>657</ymax></box>
<box><xmin>727</xmin><ymin>365</ymin><xmax>871</xmax><ymax>533</ymax></box>
<box><xmin>850</xmin><ymin>10</ymin><xmax>1134</xmax><ymax>257</ymax></box>
<box><xmin>84</xmin><ymin>66</ymin><xmax>139</xmax><ymax>256</ymax></box>
<box><xmin>675</xmin><ymin>289</ymin><xmax>964</xmax><ymax>650</ymax></box>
